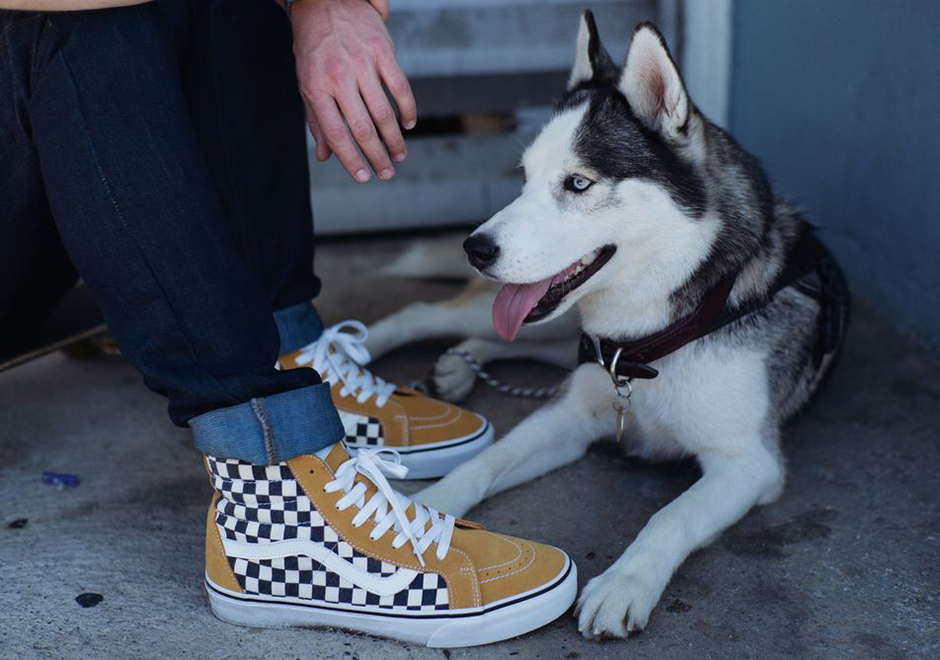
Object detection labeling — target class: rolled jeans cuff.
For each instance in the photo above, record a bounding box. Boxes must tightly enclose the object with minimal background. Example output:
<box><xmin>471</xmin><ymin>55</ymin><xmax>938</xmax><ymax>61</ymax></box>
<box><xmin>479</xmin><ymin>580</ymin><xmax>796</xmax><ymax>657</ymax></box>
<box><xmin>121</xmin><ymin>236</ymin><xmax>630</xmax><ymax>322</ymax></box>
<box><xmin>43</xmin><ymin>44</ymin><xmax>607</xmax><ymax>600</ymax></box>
<box><xmin>274</xmin><ymin>301</ymin><xmax>324</xmax><ymax>354</ymax></box>
<box><xmin>189</xmin><ymin>382</ymin><xmax>343</xmax><ymax>464</ymax></box>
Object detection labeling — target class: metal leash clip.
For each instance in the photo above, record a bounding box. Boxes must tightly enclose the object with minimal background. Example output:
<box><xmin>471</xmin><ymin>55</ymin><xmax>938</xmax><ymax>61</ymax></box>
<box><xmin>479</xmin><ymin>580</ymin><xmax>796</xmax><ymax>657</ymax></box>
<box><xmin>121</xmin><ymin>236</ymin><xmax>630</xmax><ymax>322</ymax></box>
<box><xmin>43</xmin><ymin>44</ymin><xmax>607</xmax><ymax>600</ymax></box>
<box><xmin>608</xmin><ymin>347</ymin><xmax>633</xmax><ymax>443</ymax></box>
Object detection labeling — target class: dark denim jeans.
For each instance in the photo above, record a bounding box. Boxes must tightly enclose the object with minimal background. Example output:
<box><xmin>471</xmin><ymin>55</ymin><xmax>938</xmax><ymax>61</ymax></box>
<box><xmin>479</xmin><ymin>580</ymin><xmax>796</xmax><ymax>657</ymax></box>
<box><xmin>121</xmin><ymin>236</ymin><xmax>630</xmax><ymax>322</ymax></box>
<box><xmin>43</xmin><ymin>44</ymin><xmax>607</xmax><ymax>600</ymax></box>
<box><xmin>0</xmin><ymin>1</ymin><xmax>343</xmax><ymax>464</ymax></box>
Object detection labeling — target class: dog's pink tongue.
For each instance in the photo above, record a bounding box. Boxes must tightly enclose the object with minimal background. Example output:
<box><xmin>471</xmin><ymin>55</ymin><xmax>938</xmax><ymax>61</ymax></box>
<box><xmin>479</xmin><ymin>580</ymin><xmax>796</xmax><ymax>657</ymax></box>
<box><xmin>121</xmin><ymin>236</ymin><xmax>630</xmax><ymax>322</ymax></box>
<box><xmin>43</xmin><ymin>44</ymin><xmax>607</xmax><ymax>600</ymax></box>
<box><xmin>492</xmin><ymin>278</ymin><xmax>553</xmax><ymax>342</ymax></box>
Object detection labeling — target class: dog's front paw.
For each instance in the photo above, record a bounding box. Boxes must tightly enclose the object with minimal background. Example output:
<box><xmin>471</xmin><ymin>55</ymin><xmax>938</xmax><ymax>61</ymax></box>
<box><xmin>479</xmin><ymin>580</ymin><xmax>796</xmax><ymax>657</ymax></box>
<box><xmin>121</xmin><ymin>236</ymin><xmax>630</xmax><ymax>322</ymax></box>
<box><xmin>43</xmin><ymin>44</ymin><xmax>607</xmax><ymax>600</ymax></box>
<box><xmin>432</xmin><ymin>352</ymin><xmax>477</xmax><ymax>402</ymax></box>
<box><xmin>575</xmin><ymin>569</ymin><xmax>660</xmax><ymax>639</ymax></box>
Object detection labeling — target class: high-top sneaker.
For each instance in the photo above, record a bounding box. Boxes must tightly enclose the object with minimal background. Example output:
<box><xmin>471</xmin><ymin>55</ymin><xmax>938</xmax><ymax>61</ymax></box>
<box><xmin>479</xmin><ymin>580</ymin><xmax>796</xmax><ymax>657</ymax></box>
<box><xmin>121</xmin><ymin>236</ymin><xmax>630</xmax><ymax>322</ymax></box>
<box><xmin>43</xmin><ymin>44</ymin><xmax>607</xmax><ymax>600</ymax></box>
<box><xmin>203</xmin><ymin>443</ymin><xmax>576</xmax><ymax>648</ymax></box>
<box><xmin>279</xmin><ymin>321</ymin><xmax>493</xmax><ymax>479</ymax></box>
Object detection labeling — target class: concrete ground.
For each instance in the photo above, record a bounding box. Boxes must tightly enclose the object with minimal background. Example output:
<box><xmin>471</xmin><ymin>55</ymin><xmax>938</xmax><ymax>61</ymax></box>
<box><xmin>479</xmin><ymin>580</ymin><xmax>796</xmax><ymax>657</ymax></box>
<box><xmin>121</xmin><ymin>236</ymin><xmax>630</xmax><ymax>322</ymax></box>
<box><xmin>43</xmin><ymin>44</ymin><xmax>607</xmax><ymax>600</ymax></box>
<box><xmin>2</xmin><ymin>232</ymin><xmax>938</xmax><ymax>659</ymax></box>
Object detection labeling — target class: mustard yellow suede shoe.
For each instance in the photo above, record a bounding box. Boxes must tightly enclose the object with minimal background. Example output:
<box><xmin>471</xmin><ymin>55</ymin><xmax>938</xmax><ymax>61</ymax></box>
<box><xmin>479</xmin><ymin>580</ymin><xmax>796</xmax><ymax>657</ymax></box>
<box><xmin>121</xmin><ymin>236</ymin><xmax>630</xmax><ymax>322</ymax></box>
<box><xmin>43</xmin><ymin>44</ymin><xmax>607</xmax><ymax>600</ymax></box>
<box><xmin>279</xmin><ymin>321</ymin><xmax>493</xmax><ymax>478</ymax></box>
<box><xmin>203</xmin><ymin>443</ymin><xmax>576</xmax><ymax>648</ymax></box>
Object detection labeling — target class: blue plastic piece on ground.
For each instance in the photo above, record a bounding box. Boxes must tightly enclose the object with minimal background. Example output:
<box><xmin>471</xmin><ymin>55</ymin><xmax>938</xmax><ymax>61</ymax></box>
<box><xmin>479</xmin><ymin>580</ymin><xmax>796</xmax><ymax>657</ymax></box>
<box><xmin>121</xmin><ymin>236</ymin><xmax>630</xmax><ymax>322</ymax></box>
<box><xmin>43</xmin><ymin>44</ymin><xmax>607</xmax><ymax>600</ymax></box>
<box><xmin>41</xmin><ymin>472</ymin><xmax>80</xmax><ymax>488</ymax></box>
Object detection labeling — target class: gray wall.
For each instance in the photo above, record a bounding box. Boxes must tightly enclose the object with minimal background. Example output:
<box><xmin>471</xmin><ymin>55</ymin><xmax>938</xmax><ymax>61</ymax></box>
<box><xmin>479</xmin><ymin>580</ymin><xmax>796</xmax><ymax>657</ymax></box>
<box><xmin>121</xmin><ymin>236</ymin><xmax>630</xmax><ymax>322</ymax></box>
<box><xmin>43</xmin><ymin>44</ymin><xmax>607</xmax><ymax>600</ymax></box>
<box><xmin>728</xmin><ymin>0</ymin><xmax>940</xmax><ymax>353</ymax></box>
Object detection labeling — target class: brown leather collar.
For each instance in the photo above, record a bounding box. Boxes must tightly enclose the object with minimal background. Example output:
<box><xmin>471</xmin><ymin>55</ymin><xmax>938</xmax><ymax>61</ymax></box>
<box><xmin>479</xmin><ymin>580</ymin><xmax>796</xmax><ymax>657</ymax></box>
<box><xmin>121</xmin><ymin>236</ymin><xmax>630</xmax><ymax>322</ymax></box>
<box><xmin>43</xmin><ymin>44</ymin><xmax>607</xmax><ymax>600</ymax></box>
<box><xmin>578</xmin><ymin>273</ymin><xmax>738</xmax><ymax>380</ymax></box>
<box><xmin>577</xmin><ymin>228</ymin><xmax>847</xmax><ymax>382</ymax></box>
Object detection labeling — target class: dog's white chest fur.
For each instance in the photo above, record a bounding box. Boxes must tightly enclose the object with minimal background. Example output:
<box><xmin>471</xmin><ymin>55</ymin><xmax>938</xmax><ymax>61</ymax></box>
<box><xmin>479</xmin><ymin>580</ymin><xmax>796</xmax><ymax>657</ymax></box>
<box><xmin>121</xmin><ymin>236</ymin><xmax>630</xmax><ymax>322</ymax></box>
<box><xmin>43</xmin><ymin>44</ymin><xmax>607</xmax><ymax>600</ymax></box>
<box><xmin>581</xmin><ymin>341</ymin><xmax>771</xmax><ymax>462</ymax></box>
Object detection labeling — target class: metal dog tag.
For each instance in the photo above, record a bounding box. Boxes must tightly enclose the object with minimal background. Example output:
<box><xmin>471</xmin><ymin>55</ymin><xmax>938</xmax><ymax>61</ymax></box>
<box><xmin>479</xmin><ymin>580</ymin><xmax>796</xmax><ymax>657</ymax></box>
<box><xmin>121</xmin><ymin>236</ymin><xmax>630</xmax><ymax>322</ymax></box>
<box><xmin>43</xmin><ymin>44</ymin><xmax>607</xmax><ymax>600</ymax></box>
<box><xmin>613</xmin><ymin>395</ymin><xmax>630</xmax><ymax>443</ymax></box>
<box><xmin>608</xmin><ymin>348</ymin><xmax>633</xmax><ymax>443</ymax></box>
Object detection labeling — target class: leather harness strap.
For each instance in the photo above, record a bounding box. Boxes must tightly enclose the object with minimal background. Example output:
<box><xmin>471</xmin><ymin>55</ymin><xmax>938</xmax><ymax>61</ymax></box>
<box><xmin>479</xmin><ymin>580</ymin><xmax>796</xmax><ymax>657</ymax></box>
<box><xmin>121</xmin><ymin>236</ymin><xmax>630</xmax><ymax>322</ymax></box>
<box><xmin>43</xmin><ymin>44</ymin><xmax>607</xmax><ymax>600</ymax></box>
<box><xmin>578</xmin><ymin>228</ymin><xmax>848</xmax><ymax>381</ymax></box>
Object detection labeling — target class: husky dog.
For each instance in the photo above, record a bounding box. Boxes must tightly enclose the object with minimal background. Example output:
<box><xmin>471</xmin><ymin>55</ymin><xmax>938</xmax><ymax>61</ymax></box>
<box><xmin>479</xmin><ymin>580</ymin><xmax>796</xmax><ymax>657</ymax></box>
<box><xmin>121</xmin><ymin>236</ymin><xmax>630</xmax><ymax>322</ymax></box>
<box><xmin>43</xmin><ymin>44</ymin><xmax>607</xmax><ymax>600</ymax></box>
<box><xmin>411</xmin><ymin>13</ymin><xmax>848</xmax><ymax>638</ymax></box>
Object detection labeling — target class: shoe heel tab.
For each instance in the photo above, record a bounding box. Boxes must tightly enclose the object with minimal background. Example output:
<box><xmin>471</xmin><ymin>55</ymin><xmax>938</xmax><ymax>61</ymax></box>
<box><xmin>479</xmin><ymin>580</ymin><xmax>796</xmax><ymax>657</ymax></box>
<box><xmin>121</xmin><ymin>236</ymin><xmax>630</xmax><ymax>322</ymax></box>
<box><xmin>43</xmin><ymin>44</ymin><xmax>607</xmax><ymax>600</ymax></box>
<box><xmin>205</xmin><ymin>493</ymin><xmax>244</xmax><ymax>594</ymax></box>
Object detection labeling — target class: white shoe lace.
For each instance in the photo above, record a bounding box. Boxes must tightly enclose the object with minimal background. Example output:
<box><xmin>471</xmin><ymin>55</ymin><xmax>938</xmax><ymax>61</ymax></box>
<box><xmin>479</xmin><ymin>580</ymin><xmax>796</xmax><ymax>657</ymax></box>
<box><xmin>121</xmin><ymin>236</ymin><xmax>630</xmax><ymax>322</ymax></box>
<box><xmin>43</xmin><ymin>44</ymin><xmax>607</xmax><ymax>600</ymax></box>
<box><xmin>324</xmin><ymin>448</ymin><xmax>455</xmax><ymax>566</ymax></box>
<box><xmin>294</xmin><ymin>320</ymin><xmax>396</xmax><ymax>407</ymax></box>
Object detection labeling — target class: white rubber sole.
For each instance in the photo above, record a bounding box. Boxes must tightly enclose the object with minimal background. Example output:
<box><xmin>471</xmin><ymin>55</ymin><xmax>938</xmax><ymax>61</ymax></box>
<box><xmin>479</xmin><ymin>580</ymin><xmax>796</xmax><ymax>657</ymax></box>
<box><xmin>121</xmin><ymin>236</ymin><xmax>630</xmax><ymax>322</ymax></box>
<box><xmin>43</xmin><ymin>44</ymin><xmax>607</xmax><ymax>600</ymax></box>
<box><xmin>349</xmin><ymin>416</ymin><xmax>494</xmax><ymax>480</ymax></box>
<box><xmin>205</xmin><ymin>555</ymin><xmax>576</xmax><ymax>648</ymax></box>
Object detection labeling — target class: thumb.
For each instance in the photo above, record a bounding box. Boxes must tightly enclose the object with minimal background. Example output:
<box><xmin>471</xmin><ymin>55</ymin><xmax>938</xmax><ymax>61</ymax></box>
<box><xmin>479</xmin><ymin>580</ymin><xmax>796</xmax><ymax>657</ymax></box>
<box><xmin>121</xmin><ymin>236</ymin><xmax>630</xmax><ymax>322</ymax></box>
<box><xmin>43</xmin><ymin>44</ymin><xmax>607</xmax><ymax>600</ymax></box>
<box><xmin>369</xmin><ymin>0</ymin><xmax>390</xmax><ymax>22</ymax></box>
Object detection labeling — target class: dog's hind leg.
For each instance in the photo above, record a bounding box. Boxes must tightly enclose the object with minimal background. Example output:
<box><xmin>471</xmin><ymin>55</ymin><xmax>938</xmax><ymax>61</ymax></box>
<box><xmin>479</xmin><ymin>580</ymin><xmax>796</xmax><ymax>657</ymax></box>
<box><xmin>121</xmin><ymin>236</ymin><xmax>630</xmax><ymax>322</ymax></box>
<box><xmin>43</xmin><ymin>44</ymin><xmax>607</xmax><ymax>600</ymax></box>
<box><xmin>365</xmin><ymin>276</ymin><xmax>579</xmax><ymax>362</ymax></box>
<box><xmin>364</xmin><ymin>302</ymin><xmax>438</xmax><ymax>361</ymax></box>
<box><xmin>364</xmin><ymin>287</ymin><xmax>497</xmax><ymax>361</ymax></box>
<box><xmin>415</xmin><ymin>363</ymin><xmax>617</xmax><ymax>517</ymax></box>
<box><xmin>432</xmin><ymin>336</ymin><xmax>578</xmax><ymax>402</ymax></box>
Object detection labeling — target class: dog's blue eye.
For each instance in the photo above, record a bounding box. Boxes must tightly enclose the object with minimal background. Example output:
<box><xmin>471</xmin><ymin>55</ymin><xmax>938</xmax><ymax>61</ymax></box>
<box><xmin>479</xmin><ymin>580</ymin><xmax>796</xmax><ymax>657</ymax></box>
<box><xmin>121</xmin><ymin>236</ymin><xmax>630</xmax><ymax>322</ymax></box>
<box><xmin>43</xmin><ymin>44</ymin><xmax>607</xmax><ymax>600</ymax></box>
<box><xmin>565</xmin><ymin>175</ymin><xmax>594</xmax><ymax>193</ymax></box>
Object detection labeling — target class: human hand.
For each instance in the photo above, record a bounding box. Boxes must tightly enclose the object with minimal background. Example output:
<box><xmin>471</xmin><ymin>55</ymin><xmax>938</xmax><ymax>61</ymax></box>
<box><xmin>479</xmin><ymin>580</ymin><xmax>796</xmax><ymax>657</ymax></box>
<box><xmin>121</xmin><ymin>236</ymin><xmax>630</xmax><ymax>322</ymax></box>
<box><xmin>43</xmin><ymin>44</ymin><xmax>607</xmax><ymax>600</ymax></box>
<box><xmin>291</xmin><ymin>0</ymin><xmax>416</xmax><ymax>183</ymax></box>
<box><xmin>367</xmin><ymin>0</ymin><xmax>389</xmax><ymax>21</ymax></box>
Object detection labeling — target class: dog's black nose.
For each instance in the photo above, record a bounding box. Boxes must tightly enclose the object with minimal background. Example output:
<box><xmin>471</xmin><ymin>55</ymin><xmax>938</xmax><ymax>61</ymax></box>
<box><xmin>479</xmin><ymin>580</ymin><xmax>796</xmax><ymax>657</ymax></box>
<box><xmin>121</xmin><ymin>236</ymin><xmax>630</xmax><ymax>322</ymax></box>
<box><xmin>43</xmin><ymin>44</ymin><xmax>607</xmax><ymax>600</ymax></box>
<box><xmin>463</xmin><ymin>234</ymin><xmax>500</xmax><ymax>271</ymax></box>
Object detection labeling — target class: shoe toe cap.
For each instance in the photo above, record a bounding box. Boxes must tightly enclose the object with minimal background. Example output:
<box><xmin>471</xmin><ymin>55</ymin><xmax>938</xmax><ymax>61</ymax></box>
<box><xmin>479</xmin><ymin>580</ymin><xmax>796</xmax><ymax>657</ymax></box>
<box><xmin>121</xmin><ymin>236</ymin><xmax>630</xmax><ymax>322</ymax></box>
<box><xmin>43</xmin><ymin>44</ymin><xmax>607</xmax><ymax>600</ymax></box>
<box><xmin>404</xmin><ymin>399</ymin><xmax>488</xmax><ymax>447</ymax></box>
<box><xmin>471</xmin><ymin>533</ymin><xmax>570</xmax><ymax>606</ymax></box>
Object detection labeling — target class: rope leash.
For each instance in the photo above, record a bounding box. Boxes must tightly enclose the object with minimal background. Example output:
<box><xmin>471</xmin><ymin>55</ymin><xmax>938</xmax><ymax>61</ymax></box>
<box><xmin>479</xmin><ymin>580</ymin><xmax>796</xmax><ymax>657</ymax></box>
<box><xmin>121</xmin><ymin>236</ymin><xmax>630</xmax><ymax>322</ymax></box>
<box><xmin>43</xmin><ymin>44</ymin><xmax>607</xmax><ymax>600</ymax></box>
<box><xmin>440</xmin><ymin>347</ymin><xmax>559</xmax><ymax>399</ymax></box>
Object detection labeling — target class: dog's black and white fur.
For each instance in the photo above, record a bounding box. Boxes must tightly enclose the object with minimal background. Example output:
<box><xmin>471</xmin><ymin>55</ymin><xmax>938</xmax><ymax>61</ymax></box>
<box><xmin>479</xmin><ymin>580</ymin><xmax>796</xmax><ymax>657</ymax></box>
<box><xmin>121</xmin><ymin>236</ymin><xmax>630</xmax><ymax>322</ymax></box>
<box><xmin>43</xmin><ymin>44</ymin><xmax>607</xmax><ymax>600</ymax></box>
<box><xmin>369</xmin><ymin>14</ymin><xmax>846</xmax><ymax>638</ymax></box>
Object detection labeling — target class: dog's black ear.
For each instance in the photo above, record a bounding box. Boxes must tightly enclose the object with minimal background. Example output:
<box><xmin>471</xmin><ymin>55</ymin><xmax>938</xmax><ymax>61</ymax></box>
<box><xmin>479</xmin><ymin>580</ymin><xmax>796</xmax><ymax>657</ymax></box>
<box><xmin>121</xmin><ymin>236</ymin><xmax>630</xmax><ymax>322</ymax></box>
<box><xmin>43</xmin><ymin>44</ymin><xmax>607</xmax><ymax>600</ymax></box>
<box><xmin>619</xmin><ymin>22</ymin><xmax>691</xmax><ymax>139</ymax></box>
<box><xmin>568</xmin><ymin>9</ymin><xmax>618</xmax><ymax>90</ymax></box>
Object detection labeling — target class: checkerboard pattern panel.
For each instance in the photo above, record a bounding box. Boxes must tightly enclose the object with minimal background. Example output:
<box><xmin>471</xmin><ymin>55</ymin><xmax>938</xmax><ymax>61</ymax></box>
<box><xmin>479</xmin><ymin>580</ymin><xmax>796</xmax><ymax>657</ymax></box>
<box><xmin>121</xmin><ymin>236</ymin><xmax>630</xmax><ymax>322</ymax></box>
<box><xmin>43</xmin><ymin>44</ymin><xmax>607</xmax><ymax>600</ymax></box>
<box><xmin>208</xmin><ymin>456</ymin><xmax>334</xmax><ymax>543</ymax></box>
<box><xmin>338</xmin><ymin>411</ymin><xmax>384</xmax><ymax>447</ymax></box>
<box><xmin>228</xmin><ymin>555</ymin><xmax>449</xmax><ymax>611</ymax></box>
<box><xmin>206</xmin><ymin>457</ymin><xmax>301</xmax><ymax>504</ymax></box>
<box><xmin>206</xmin><ymin>455</ymin><xmax>449</xmax><ymax>612</ymax></box>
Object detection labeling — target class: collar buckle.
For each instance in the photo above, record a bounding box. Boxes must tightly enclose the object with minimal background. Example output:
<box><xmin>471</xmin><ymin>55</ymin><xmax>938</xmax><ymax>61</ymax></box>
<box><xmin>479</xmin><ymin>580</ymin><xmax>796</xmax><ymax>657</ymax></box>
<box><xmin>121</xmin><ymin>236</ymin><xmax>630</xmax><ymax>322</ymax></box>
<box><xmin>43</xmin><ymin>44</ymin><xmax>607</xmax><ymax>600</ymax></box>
<box><xmin>608</xmin><ymin>347</ymin><xmax>633</xmax><ymax>393</ymax></box>
<box><xmin>582</xmin><ymin>333</ymin><xmax>660</xmax><ymax>380</ymax></box>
